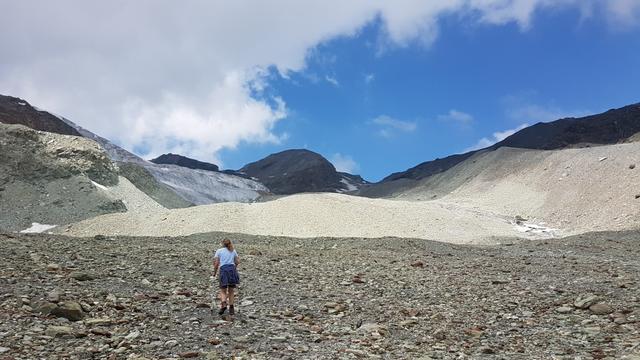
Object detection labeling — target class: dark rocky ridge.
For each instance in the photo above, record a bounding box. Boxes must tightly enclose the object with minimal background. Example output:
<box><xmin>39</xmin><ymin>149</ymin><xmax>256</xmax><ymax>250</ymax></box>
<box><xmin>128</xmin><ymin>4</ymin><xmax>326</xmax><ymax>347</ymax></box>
<box><xmin>382</xmin><ymin>102</ymin><xmax>640</xmax><ymax>183</ymax></box>
<box><xmin>0</xmin><ymin>95</ymin><xmax>82</xmax><ymax>137</ymax></box>
<box><xmin>150</xmin><ymin>153</ymin><xmax>219</xmax><ymax>172</ymax></box>
<box><xmin>240</xmin><ymin>149</ymin><xmax>349</xmax><ymax>195</ymax></box>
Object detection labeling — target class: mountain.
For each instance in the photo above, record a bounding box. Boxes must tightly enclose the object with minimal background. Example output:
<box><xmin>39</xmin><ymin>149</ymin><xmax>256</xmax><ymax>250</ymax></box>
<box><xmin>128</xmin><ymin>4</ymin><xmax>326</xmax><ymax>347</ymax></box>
<box><xmin>0</xmin><ymin>94</ymin><xmax>269</xmax><ymax>205</ymax></box>
<box><xmin>240</xmin><ymin>149</ymin><xmax>367</xmax><ymax>195</ymax></box>
<box><xmin>0</xmin><ymin>123</ymin><xmax>126</xmax><ymax>231</ymax></box>
<box><xmin>379</xmin><ymin>102</ymin><xmax>640</xmax><ymax>184</ymax></box>
<box><xmin>150</xmin><ymin>153</ymin><xmax>219</xmax><ymax>172</ymax></box>
<box><xmin>0</xmin><ymin>95</ymin><xmax>81</xmax><ymax>136</ymax></box>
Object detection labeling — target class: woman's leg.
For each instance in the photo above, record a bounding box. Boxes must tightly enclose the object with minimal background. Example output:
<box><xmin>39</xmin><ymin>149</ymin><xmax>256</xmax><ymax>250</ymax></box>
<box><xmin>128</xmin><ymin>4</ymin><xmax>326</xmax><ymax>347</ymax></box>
<box><xmin>227</xmin><ymin>287</ymin><xmax>234</xmax><ymax>306</ymax></box>
<box><xmin>227</xmin><ymin>287</ymin><xmax>235</xmax><ymax>315</ymax></box>
<box><xmin>218</xmin><ymin>288</ymin><xmax>227</xmax><ymax>306</ymax></box>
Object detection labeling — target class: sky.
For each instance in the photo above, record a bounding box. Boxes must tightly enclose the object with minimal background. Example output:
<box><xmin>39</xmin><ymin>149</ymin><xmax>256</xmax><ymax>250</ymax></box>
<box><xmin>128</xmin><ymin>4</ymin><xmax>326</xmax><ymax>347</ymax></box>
<box><xmin>1</xmin><ymin>1</ymin><xmax>639</xmax><ymax>181</ymax></box>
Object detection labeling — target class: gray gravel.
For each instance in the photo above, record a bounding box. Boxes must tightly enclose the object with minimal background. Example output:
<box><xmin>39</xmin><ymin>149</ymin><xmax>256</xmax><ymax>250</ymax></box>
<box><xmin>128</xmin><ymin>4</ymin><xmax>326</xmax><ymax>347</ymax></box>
<box><xmin>1</xmin><ymin>230</ymin><xmax>639</xmax><ymax>359</ymax></box>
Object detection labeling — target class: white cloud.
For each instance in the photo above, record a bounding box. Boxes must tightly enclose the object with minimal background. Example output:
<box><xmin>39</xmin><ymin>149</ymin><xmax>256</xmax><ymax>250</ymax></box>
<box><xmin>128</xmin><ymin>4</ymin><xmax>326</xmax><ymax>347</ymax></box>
<box><xmin>465</xmin><ymin>123</ymin><xmax>529</xmax><ymax>152</ymax></box>
<box><xmin>364</xmin><ymin>73</ymin><xmax>376</xmax><ymax>84</ymax></box>
<box><xmin>606</xmin><ymin>0</ymin><xmax>640</xmax><ymax>29</ymax></box>
<box><xmin>330</xmin><ymin>153</ymin><xmax>360</xmax><ymax>173</ymax></box>
<box><xmin>372</xmin><ymin>115</ymin><xmax>417</xmax><ymax>137</ymax></box>
<box><xmin>325</xmin><ymin>75</ymin><xmax>340</xmax><ymax>87</ymax></box>
<box><xmin>0</xmin><ymin>1</ymin><xmax>636</xmax><ymax>162</ymax></box>
<box><xmin>503</xmin><ymin>95</ymin><xmax>591</xmax><ymax>124</ymax></box>
<box><xmin>438</xmin><ymin>109</ymin><xmax>474</xmax><ymax>127</ymax></box>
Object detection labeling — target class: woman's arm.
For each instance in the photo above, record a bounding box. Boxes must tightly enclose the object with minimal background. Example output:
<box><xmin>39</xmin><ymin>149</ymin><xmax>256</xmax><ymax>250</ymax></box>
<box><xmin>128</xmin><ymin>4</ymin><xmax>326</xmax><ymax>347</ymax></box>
<box><xmin>213</xmin><ymin>257</ymin><xmax>220</xmax><ymax>276</ymax></box>
<box><xmin>234</xmin><ymin>254</ymin><xmax>239</xmax><ymax>268</ymax></box>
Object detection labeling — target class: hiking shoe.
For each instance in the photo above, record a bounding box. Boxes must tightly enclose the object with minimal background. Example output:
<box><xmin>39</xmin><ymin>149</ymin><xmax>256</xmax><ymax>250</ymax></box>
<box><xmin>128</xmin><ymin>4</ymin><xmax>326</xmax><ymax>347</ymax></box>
<box><xmin>229</xmin><ymin>305</ymin><xmax>235</xmax><ymax>315</ymax></box>
<box><xmin>218</xmin><ymin>301</ymin><xmax>227</xmax><ymax>315</ymax></box>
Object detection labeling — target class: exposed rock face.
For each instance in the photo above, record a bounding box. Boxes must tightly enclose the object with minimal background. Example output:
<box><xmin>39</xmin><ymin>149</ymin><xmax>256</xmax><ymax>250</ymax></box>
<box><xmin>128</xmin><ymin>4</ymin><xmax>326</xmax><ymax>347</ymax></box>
<box><xmin>0</xmin><ymin>95</ymin><xmax>81</xmax><ymax>136</ymax></box>
<box><xmin>150</xmin><ymin>153</ymin><xmax>219</xmax><ymax>172</ymax></box>
<box><xmin>240</xmin><ymin>149</ymin><xmax>365</xmax><ymax>194</ymax></box>
<box><xmin>378</xmin><ymin>103</ymin><xmax>640</xmax><ymax>184</ymax></box>
<box><xmin>0</xmin><ymin>124</ymin><xmax>126</xmax><ymax>231</ymax></box>
<box><xmin>116</xmin><ymin>162</ymin><xmax>193</xmax><ymax>209</ymax></box>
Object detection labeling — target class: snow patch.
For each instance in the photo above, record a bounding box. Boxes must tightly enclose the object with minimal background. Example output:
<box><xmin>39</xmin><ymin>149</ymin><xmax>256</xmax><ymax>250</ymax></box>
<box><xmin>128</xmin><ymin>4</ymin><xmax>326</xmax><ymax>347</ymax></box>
<box><xmin>513</xmin><ymin>221</ymin><xmax>559</xmax><ymax>237</ymax></box>
<box><xmin>340</xmin><ymin>177</ymin><xmax>358</xmax><ymax>192</ymax></box>
<box><xmin>91</xmin><ymin>181</ymin><xmax>108</xmax><ymax>191</ymax></box>
<box><xmin>20</xmin><ymin>223</ymin><xmax>57</xmax><ymax>234</ymax></box>
<box><xmin>17</xmin><ymin>102</ymin><xmax>27</xmax><ymax>106</ymax></box>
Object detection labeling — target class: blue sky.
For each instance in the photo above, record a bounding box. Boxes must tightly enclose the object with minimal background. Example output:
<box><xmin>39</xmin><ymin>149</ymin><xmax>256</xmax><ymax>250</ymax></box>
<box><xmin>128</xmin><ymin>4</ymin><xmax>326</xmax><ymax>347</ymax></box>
<box><xmin>222</xmin><ymin>11</ymin><xmax>640</xmax><ymax>181</ymax></box>
<box><xmin>2</xmin><ymin>2</ymin><xmax>639</xmax><ymax>182</ymax></box>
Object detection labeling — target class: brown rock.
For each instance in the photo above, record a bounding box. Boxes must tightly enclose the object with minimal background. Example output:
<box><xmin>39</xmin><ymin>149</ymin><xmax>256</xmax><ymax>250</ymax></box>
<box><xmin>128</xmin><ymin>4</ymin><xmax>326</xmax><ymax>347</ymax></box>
<box><xmin>410</xmin><ymin>261</ymin><xmax>424</xmax><ymax>268</ymax></box>
<box><xmin>589</xmin><ymin>303</ymin><xmax>614</xmax><ymax>315</ymax></box>
<box><xmin>51</xmin><ymin>301</ymin><xmax>85</xmax><ymax>321</ymax></box>
<box><xmin>179</xmin><ymin>351</ymin><xmax>200</xmax><ymax>358</ymax></box>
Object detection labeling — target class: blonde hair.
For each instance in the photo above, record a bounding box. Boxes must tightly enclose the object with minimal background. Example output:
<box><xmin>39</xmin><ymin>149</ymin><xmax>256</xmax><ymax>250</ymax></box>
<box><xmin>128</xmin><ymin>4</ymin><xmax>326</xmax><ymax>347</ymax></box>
<box><xmin>222</xmin><ymin>238</ymin><xmax>234</xmax><ymax>252</ymax></box>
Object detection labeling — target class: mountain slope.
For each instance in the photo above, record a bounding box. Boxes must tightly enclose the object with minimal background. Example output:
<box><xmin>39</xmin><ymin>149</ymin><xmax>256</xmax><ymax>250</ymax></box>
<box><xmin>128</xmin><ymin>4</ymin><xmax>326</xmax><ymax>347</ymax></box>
<box><xmin>0</xmin><ymin>124</ymin><xmax>126</xmax><ymax>231</ymax></box>
<box><xmin>392</xmin><ymin>143</ymin><xmax>640</xmax><ymax>235</ymax></box>
<box><xmin>240</xmin><ymin>149</ymin><xmax>366</xmax><ymax>195</ymax></box>
<box><xmin>379</xmin><ymin>102</ymin><xmax>640</xmax><ymax>184</ymax></box>
<box><xmin>0</xmin><ymin>95</ymin><xmax>269</xmax><ymax>205</ymax></box>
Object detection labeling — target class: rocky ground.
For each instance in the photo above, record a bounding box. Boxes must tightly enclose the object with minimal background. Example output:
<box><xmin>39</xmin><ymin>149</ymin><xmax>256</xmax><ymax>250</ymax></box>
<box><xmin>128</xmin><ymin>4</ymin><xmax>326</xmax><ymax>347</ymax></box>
<box><xmin>1</xmin><ymin>231</ymin><xmax>639</xmax><ymax>359</ymax></box>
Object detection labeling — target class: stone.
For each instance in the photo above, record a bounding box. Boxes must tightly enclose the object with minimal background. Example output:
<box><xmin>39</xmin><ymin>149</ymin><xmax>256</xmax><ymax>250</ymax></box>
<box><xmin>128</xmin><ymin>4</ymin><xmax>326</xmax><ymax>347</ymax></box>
<box><xmin>47</xmin><ymin>290</ymin><xmax>61</xmax><ymax>303</ymax></box>
<box><xmin>84</xmin><ymin>318</ymin><xmax>112</xmax><ymax>326</ymax></box>
<box><xmin>45</xmin><ymin>326</ymin><xmax>74</xmax><ymax>338</ymax></box>
<box><xmin>51</xmin><ymin>301</ymin><xmax>85</xmax><ymax>321</ymax></box>
<box><xmin>432</xmin><ymin>329</ymin><xmax>446</xmax><ymax>340</ymax></box>
<box><xmin>90</xmin><ymin>328</ymin><xmax>112</xmax><ymax>337</ymax></box>
<box><xmin>233</xmin><ymin>335</ymin><xmax>252</xmax><ymax>343</ymax></box>
<box><xmin>34</xmin><ymin>301</ymin><xmax>57</xmax><ymax>315</ymax></box>
<box><xmin>479</xmin><ymin>346</ymin><xmax>495</xmax><ymax>354</ymax></box>
<box><xmin>400</xmin><ymin>319</ymin><xmax>418</xmax><ymax>327</ymax></box>
<box><xmin>574</xmin><ymin>294</ymin><xmax>599</xmax><ymax>309</ymax></box>
<box><xmin>583</xmin><ymin>327</ymin><xmax>601</xmax><ymax>335</ymax></box>
<box><xmin>556</xmin><ymin>306</ymin><xmax>573</xmax><ymax>314</ymax></box>
<box><xmin>208</xmin><ymin>337</ymin><xmax>221</xmax><ymax>345</ymax></box>
<box><xmin>629</xmin><ymin>164</ymin><xmax>636</xmax><ymax>169</ymax></box>
<box><xmin>164</xmin><ymin>340</ymin><xmax>179</xmax><ymax>348</ymax></box>
<box><xmin>141</xmin><ymin>278</ymin><xmax>152</xmax><ymax>286</ymax></box>
<box><xmin>0</xmin><ymin>347</ymin><xmax>9</xmax><ymax>354</ymax></box>
<box><xmin>70</xmin><ymin>271</ymin><xmax>96</xmax><ymax>281</ymax></box>
<box><xmin>46</xmin><ymin>263</ymin><xmax>61</xmax><ymax>271</ymax></box>
<box><xmin>589</xmin><ymin>303</ymin><xmax>613</xmax><ymax>315</ymax></box>
<box><xmin>125</xmin><ymin>330</ymin><xmax>141</xmax><ymax>340</ymax></box>
<box><xmin>357</xmin><ymin>323</ymin><xmax>387</xmax><ymax>336</ymax></box>
<box><xmin>179</xmin><ymin>351</ymin><xmax>200</xmax><ymax>358</ymax></box>
<box><xmin>410</xmin><ymin>261</ymin><xmax>424</xmax><ymax>268</ymax></box>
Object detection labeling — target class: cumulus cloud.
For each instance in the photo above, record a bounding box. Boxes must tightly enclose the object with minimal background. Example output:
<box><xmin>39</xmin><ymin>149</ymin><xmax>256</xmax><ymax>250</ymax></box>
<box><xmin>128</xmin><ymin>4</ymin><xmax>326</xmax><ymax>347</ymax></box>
<box><xmin>0</xmin><ymin>1</ymin><xmax>636</xmax><ymax>162</ymax></box>
<box><xmin>437</xmin><ymin>109</ymin><xmax>474</xmax><ymax>128</ymax></box>
<box><xmin>330</xmin><ymin>153</ymin><xmax>360</xmax><ymax>173</ymax></box>
<box><xmin>465</xmin><ymin>123</ymin><xmax>530</xmax><ymax>152</ymax></box>
<box><xmin>372</xmin><ymin>115</ymin><xmax>417</xmax><ymax>138</ymax></box>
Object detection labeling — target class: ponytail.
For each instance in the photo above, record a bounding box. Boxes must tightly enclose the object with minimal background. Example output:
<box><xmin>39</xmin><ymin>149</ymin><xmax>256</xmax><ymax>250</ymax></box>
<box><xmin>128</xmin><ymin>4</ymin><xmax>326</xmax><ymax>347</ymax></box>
<box><xmin>222</xmin><ymin>238</ymin><xmax>234</xmax><ymax>252</ymax></box>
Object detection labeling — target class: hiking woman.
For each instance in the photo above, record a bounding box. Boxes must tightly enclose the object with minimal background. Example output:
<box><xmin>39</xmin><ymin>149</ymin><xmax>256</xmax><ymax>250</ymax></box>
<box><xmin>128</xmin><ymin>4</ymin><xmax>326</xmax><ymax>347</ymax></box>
<box><xmin>213</xmin><ymin>238</ymin><xmax>240</xmax><ymax>315</ymax></box>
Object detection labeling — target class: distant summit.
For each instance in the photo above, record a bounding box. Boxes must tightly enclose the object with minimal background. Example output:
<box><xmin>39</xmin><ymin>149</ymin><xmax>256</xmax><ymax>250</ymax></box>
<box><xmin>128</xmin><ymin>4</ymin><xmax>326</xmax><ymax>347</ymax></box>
<box><xmin>150</xmin><ymin>153</ymin><xmax>219</xmax><ymax>172</ymax></box>
<box><xmin>240</xmin><ymin>149</ymin><xmax>366</xmax><ymax>194</ymax></box>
